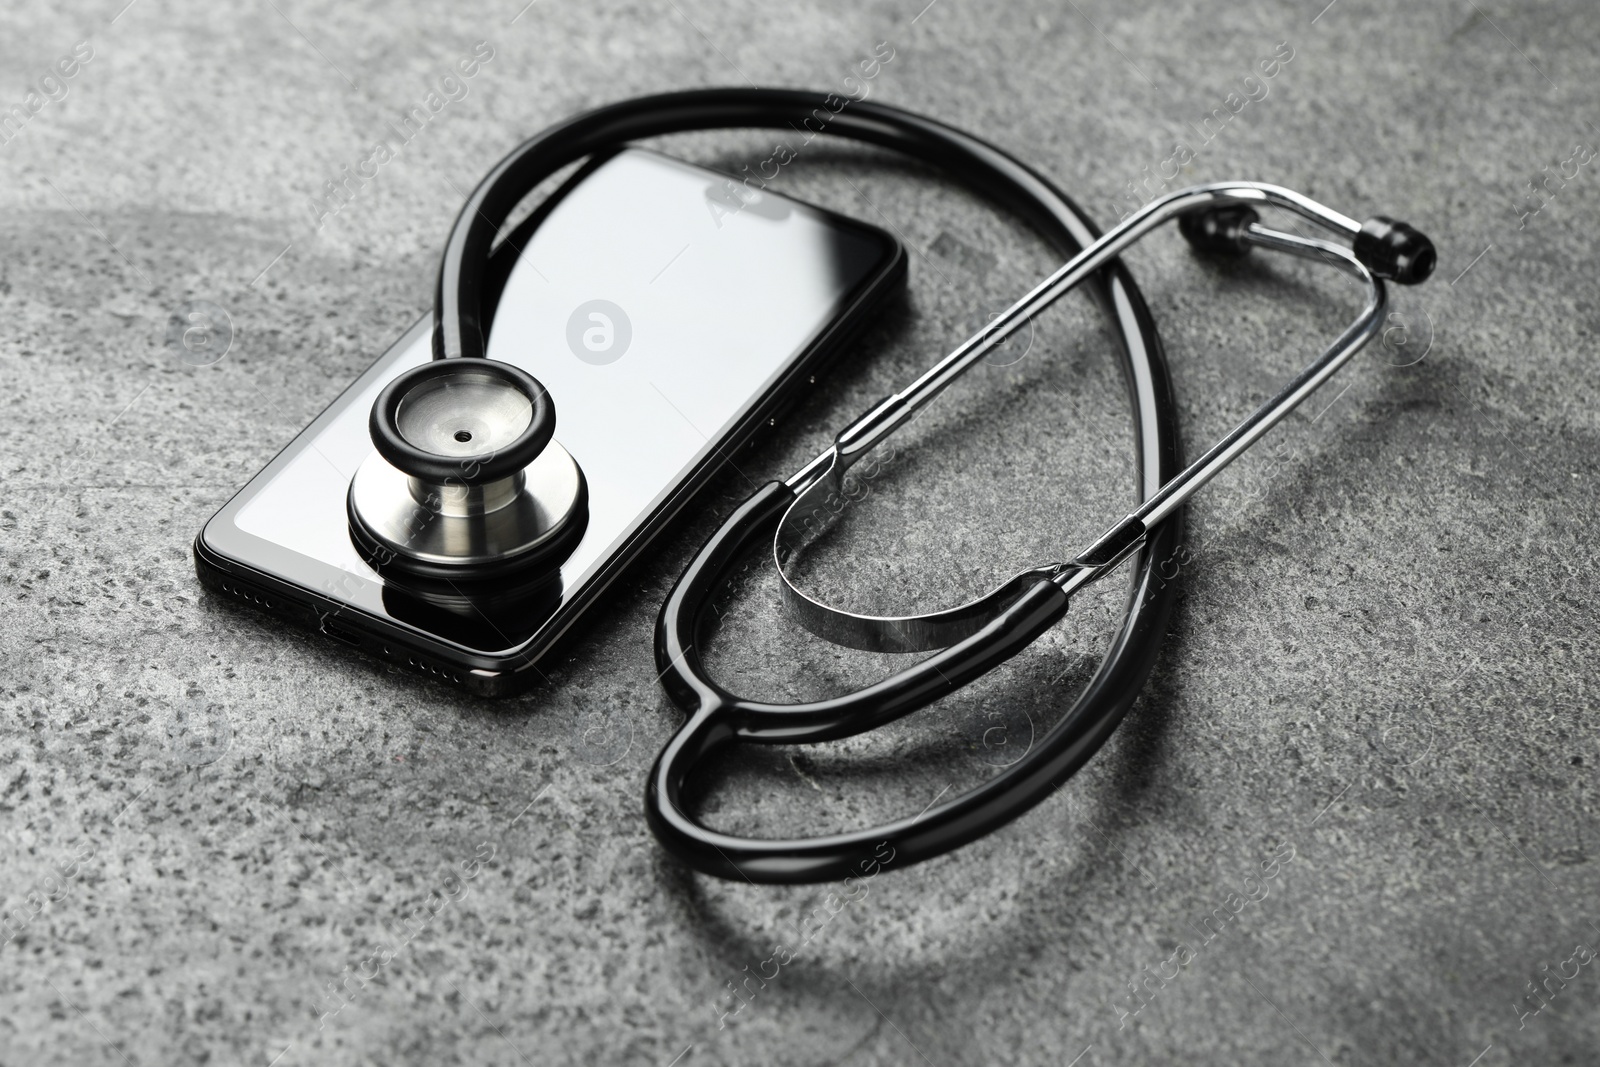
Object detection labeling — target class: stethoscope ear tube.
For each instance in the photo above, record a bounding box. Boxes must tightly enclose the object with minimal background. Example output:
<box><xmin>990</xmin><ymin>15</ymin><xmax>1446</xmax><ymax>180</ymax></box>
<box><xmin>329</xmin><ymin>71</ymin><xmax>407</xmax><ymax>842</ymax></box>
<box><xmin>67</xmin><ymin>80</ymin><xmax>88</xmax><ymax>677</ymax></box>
<box><xmin>645</xmin><ymin>475</ymin><xmax>1189</xmax><ymax>883</ymax></box>
<box><xmin>648</xmin><ymin>481</ymin><xmax>1080</xmax><ymax>883</ymax></box>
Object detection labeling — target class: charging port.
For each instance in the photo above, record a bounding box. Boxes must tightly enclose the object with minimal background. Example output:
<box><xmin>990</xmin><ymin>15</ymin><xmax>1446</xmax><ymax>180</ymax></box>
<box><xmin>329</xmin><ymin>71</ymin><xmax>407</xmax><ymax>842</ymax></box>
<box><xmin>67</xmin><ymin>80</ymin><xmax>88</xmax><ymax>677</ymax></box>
<box><xmin>319</xmin><ymin>617</ymin><xmax>362</xmax><ymax>647</ymax></box>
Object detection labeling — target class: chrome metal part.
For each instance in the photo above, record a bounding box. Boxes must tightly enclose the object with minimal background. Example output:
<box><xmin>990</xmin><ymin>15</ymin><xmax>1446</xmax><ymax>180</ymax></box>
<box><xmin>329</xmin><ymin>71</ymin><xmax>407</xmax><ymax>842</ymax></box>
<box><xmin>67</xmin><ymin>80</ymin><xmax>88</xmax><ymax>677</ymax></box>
<box><xmin>394</xmin><ymin>371</ymin><xmax>534</xmax><ymax>459</ymax></box>
<box><xmin>773</xmin><ymin>183</ymin><xmax>1388</xmax><ymax>653</ymax></box>
<box><xmin>350</xmin><ymin>440</ymin><xmax>585</xmax><ymax>570</ymax></box>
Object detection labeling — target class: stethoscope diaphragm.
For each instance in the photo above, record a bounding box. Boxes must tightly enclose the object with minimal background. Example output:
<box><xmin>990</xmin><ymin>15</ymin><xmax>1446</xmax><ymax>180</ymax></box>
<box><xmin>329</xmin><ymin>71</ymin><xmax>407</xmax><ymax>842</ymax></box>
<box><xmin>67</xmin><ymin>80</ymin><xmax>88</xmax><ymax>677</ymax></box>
<box><xmin>347</xmin><ymin>357</ymin><xmax>588</xmax><ymax>582</ymax></box>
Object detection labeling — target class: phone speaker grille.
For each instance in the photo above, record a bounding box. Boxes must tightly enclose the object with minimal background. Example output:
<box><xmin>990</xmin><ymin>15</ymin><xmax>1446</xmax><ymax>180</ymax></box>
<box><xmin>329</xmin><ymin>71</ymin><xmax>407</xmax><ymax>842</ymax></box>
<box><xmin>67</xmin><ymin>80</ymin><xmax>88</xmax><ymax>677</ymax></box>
<box><xmin>406</xmin><ymin>655</ymin><xmax>463</xmax><ymax>687</ymax></box>
<box><xmin>211</xmin><ymin>574</ymin><xmax>465</xmax><ymax>689</ymax></box>
<box><xmin>216</xmin><ymin>578</ymin><xmax>273</xmax><ymax>611</ymax></box>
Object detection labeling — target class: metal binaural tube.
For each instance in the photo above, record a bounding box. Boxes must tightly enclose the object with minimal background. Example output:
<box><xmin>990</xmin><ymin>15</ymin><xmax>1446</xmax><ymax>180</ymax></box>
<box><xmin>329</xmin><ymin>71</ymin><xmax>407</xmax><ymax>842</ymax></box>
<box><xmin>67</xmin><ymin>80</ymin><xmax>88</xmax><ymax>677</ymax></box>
<box><xmin>777</xmin><ymin>184</ymin><xmax>1402</xmax><ymax>650</ymax></box>
<box><xmin>1062</xmin><ymin>226</ymin><xmax>1385</xmax><ymax>587</ymax></box>
<box><xmin>798</xmin><ymin>183</ymin><xmax>1372</xmax><ymax>489</ymax></box>
<box><xmin>1128</xmin><ymin>227</ymin><xmax>1385</xmax><ymax>529</ymax></box>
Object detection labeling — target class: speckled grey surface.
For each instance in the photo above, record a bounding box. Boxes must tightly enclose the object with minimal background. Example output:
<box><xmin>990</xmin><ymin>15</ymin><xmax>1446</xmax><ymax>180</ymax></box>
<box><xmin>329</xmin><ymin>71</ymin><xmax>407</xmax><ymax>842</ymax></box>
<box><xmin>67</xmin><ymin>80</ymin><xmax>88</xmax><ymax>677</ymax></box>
<box><xmin>2</xmin><ymin>1</ymin><xmax>1598</xmax><ymax>1064</ymax></box>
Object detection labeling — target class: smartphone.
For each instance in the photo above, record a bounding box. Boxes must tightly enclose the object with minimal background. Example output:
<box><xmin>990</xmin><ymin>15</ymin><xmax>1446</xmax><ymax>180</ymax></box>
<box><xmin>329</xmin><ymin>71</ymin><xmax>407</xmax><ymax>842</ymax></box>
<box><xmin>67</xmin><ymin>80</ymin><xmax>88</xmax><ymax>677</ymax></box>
<box><xmin>194</xmin><ymin>148</ymin><xmax>906</xmax><ymax>696</ymax></box>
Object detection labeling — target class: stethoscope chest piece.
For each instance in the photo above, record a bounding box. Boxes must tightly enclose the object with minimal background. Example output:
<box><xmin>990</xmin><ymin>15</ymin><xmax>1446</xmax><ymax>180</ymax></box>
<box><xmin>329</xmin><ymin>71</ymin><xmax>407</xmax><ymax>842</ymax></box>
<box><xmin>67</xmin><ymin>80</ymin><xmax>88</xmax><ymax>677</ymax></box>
<box><xmin>347</xmin><ymin>357</ymin><xmax>587</xmax><ymax>581</ymax></box>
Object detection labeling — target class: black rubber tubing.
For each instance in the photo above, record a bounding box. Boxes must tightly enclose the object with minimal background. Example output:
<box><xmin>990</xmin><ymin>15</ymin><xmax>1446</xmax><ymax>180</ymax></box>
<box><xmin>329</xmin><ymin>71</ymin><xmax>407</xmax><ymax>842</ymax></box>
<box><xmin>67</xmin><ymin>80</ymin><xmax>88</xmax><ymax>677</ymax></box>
<box><xmin>433</xmin><ymin>88</ymin><xmax>1184</xmax><ymax>883</ymax></box>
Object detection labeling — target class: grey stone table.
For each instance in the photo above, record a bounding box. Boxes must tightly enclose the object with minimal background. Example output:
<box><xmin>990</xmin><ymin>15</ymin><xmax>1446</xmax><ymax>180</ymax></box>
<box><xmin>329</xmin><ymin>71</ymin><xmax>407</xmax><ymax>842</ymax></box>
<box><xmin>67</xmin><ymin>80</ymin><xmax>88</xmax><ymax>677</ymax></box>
<box><xmin>2</xmin><ymin>1</ymin><xmax>1596</xmax><ymax>1064</ymax></box>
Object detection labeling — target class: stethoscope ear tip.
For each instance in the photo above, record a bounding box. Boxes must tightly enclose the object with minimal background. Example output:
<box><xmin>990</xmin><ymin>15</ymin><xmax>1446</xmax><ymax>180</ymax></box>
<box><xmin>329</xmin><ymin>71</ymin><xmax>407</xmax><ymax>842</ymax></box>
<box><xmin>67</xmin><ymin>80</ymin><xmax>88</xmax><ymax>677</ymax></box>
<box><xmin>1177</xmin><ymin>205</ymin><xmax>1261</xmax><ymax>259</ymax></box>
<box><xmin>1354</xmin><ymin>216</ymin><xmax>1437</xmax><ymax>285</ymax></box>
<box><xmin>1178</xmin><ymin>203</ymin><xmax>1436</xmax><ymax>286</ymax></box>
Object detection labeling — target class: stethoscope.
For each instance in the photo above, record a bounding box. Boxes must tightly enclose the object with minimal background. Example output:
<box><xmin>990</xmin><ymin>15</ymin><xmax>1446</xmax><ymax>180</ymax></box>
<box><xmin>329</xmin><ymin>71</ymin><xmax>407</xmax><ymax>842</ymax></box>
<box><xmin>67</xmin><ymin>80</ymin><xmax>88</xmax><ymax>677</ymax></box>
<box><xmin>360</xmin><ymin>89</ymin><xmax>1435</xmax><ymax>884</ymax></box>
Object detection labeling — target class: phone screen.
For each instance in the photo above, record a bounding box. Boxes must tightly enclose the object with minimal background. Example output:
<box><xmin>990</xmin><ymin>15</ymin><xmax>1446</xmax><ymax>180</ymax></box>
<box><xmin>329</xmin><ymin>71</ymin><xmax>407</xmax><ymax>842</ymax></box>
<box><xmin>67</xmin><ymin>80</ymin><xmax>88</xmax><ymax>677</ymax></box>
<box><xmin>198</xmin><ymin>149</ymin><xmax>901</xmax><ymax>688</ymax></box>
